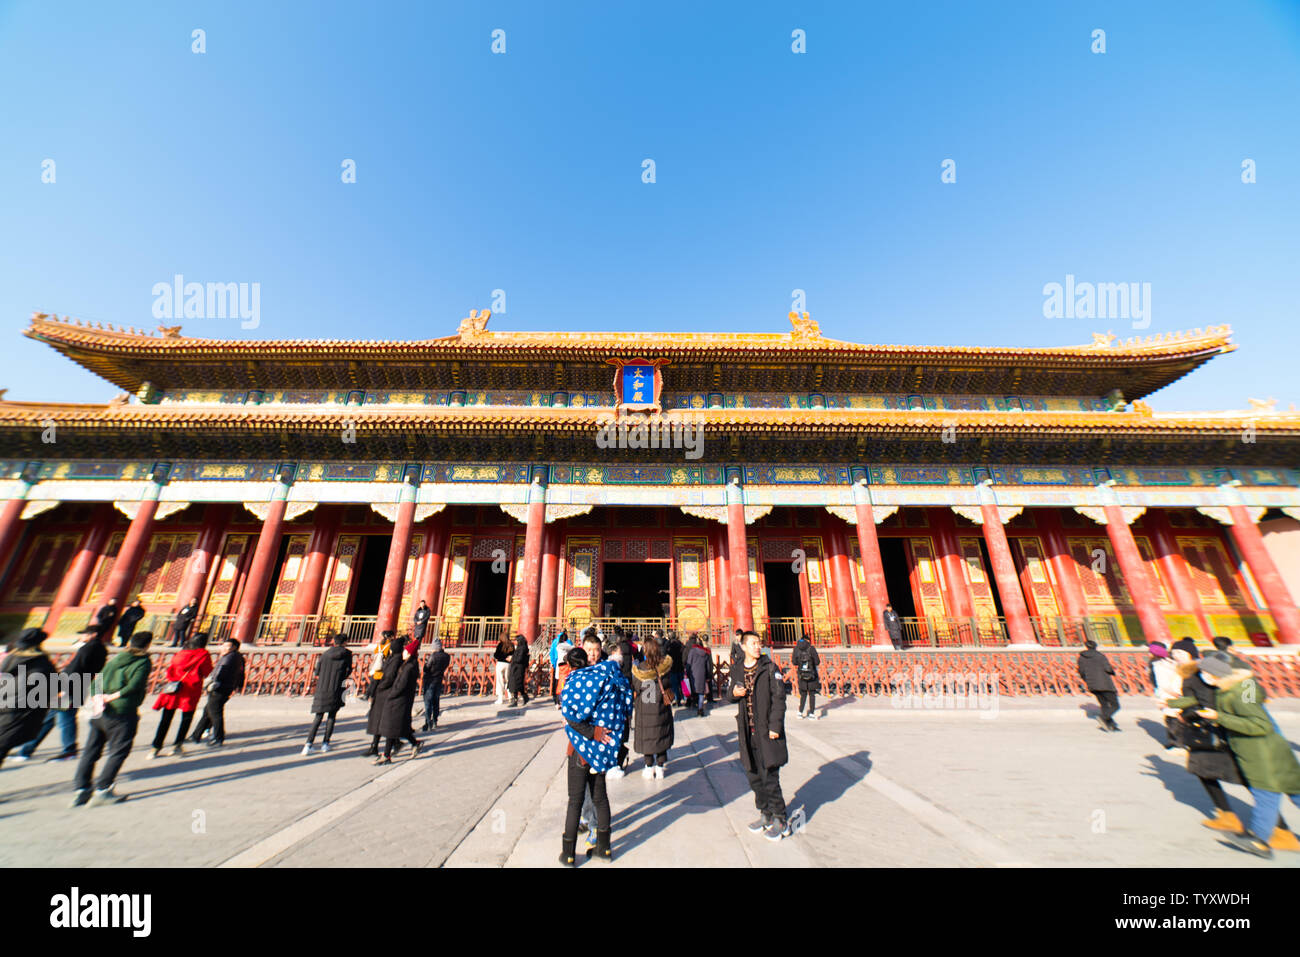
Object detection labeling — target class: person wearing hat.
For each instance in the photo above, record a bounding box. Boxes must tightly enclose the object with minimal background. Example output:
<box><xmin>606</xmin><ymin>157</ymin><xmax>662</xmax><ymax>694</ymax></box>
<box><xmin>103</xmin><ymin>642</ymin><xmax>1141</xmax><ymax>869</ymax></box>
<box><xmin>71</xmin><ymin>630</ymin><xmax>154</xmax><ymax>806</ymax></box>
<box><xmin>1211</xmin><ymin>635</ymin><xmax>1250</xmax><ymax>670</ymax></box>
<box><xmin>0</xmin><ymin>629</ymin><xmax>56</xmax><ymax>769</ymax></box>
<box><xmin>1161</xmin><ymin>643</ymin><xmax>1289</xmax><ymax>839</ymax></box>
<box><xmin>374</xmin><ymin>639</ymin><xmax>422</xmax><ymax>765</ymax></box>
<box><xmin>14</xmin><ymin>626</ymin><xmax>107</xmax><ymax>763</ymax></box>
<box><xmin>1147</xmin><ymin>641</ymin><xmax>1184</xmax><ymax>752</ymax></box>
<box><xmin>1076</xmin><ymin>639</ymin><xmax>1120</xmax><ymax>732</ymax></box>
<box><xmin>1194</xmin><ymin>652</ymin><xmax>1300</xmax><ymax>858</ymax></box>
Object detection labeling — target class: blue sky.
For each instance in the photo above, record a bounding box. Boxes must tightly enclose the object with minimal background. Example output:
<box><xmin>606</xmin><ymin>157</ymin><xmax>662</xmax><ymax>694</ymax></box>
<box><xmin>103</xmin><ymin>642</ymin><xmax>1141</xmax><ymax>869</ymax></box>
<box><xmin>1</xmin><ymin>0</ymin><xmax>1297</xmax><ymax>409</ymax></box>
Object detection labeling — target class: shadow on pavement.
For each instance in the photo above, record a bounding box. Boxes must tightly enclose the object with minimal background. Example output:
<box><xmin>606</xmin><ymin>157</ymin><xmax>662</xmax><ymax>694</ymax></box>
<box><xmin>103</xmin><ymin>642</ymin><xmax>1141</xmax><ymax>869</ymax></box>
<box><xmin>790</xmin><ymin>750</ymin><xmax>872</xmax><ymax>824</ymax></box>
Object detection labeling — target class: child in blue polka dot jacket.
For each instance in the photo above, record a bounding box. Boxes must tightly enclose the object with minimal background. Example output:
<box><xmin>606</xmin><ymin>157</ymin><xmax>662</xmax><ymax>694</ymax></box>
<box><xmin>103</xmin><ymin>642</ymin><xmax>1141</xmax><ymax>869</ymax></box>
<box><xmin>558</xmin><ymin>646</ymin><xmax>635</xmax><ymax>866</ymax></box>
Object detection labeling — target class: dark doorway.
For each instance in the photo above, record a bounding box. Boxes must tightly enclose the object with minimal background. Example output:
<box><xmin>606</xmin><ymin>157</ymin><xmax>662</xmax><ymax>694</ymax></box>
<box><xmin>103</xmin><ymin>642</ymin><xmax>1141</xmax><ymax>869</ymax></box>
<box><xmin>349</xmin><ymin>534</ymin><xmax>392</xmax><ymax>616</ymax></box>
<box><xmin>260</xmin><ymin>537</ymin><xmax>293</xmax><ymax>615</ymax></box>
<box><xmin>879</xmin><ymin>539</ymin><xmax>917</xmax><ymax>617</ymax></box>
<box><xmin>465</xmin><ymin>559</ymin><xmax>509</xmax><ymax>617</ymax></box>
<box><xmin>976</xmin><ymin>539</ymin><xmax>1005</xmax><ymax>616</ymax></box>
<box><xmin>602</xmin><ymin>562</ymin><xmax>669</xmax><ymax>617</ymax></box>
<box><xmin>762</xmin><ymin>562</ymin><xmax>804</xmax><ymax>619</ymax></box>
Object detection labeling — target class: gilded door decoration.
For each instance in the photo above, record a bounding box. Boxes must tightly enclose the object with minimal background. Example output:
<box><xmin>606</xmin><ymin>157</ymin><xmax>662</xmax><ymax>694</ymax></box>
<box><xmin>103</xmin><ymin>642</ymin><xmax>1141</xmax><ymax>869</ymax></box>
<box><xmin>203</xmin><ymin>535</ymin><xmax>250</xmax><ymax>618</ymax></box>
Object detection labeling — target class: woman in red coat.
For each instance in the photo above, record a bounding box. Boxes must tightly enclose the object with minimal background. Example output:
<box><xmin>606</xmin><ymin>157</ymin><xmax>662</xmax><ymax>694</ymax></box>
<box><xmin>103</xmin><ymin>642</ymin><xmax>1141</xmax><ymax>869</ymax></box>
<box><xmin>149</xmin><ymin>632</ymin><xmax>214</xmax><ymax>758</ymax></box>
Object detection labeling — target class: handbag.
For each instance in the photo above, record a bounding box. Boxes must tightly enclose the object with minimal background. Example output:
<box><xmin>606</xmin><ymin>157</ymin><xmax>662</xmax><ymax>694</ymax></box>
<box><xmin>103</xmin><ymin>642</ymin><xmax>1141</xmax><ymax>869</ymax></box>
<box><xmin>162</xmin><ymin>654</ymin><xmax>201</xmax><ymax>696</ymax></box>
<box><xmin>658</xmin><ymin>674</ymin><xmax>675</xmax><ymax>706</ymax></box>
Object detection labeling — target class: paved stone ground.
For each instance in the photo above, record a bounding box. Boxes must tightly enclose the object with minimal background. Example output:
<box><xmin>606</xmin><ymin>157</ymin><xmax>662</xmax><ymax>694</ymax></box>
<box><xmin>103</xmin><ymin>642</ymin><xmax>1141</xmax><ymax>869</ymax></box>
<box><xmin>1</xmin><ymin>693</ymin><xmax>1297</xmax><ymax>868</ymax></box>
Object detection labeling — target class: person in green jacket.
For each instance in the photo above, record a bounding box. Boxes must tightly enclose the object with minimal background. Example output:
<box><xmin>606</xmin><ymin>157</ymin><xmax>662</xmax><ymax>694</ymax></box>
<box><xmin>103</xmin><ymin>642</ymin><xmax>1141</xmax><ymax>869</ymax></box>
<box><xmin>71</xmin><ymin>631</ymin><xmax>154</xmax><ymax>808</ymax></box>
<box><xmin>1195</xmin><ymin>652</ymin><xmax>1300</xmax><ymax>859</ymax></box>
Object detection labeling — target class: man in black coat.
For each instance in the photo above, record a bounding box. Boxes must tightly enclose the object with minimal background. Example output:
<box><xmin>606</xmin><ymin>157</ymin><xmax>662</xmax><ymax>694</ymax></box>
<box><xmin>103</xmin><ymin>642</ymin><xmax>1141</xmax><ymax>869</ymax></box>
<box><xmin>93</xmin><ymin>598</ymin><xmax>118</xmax><ymax>644</ymax></box>
<box><xmin>190</xmin><ymin>638</ymin><xmax>245</xmax><ymax>747</ymax></box>
<box><xmin>304</xmin><ymin>634</ymin><xmax>353</xmax><ymax>754</ymax></box>
<box><xmin>171</xmin><ymin>599</ymin><xmax>198</xmax><ymax>648</ymax></box>
<box><xmin>0</xmin><ymin>629</ymin><xmax>57</xmax><ymax>769</ymax></box>
<box><xmin>15</xmin><ymin>627</ymin><xmax>107</xmax><ymax>761</ymax></box>
<box><xmin>1076</xmin><ymin>639</ymin><xmax>1120</xmax><ymax>732</ymax></box>
<box><xmin>412</xmin><ymin>600</ymin><xmax>431</xmax><ymax>642</ymax></box>
<box><xmin>421</xmin><ymin>639</ymin><xmax>451</xmax><ymax>731</ymax></box>
<box><xmin>507</xmin><ymin>633</ymin><xmax>530</xmax><ymax>706</ymax></box>
<box><xmin>116</xmin><ymin>599</ymin><xmax>145</xmax><ymax>648</ymax></box>
<box><xmin>883</xmin><ymin>604</ymin><xmax>903</xmax><ymax>650</ymax></box>
<box><xmin>731</xmin><ymin>631</ymin><xmax>792</xmax><ymax>841</ymax></box>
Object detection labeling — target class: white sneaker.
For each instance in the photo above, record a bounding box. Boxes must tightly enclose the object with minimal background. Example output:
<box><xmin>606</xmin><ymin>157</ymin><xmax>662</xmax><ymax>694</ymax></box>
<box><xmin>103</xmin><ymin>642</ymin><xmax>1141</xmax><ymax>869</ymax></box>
<box><xmin>606</xmin><ymin>766</ymin><xmax>625</xmax><ymax>780</ymax></box>
<box><xmin>642</xmin><ymin>766</ymin><xmax>654</xmax><ymax>779</ymax></box>
<box><xmin>808</xmin><ymin>712</ymin><xmax>820</xmax><ymax>721</ymax></box>
<box><xmin>301</xmin><ymin>744</ymin><xmax>314</xmax><ymax>756</ymax></box>
<box><xmin>319</xmin><ymin>742</ymin><xmax>332</xmax><ymax>753</ymax></box>
<box><xmin>795</xmin><ymin>712</ymin><xmax>805</xmax><ymax>720</ymax></box>
<box><xmin>11</xmin><ymin>754</ymin><xmax>30</xmax><ymax>763</ymax></box>
<box><xmin>653</xmin><ymin>765</ymin><xmax>665</xmax><ymax>780</ymax></box>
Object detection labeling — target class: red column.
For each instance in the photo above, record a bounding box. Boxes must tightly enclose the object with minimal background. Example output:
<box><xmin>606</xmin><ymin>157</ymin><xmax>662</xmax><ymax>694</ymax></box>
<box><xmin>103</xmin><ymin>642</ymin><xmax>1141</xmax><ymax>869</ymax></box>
<box><xmin>0</xmin><ymin>496</ymin><xmax>28</xmax><ymax>575</ymax></box>
<box><xmin>726</xmin><ymin>497</ymin><xmax>754</xmax><ymax>632</ymax></box>
<box><xmin>931</xmin><ymin>507</ymin><xmax>974</xmax><ymax>618</ymax></box>
<box><xmin>981</xmin><ymin>504</ymin><xmax>1038</xmax><ymax>645</ymax></box>
<box><xmin>101</xmin><ymin>499</ymin><xmax>161</xmax><ymax>617</ymax></box>
<box><xmin>712</xmin><ymin>525</ymin><xmax>733</xmax><ymax>630</ymax></box>
<box><xmin>1145</xmin><ymin>508</ymin><xmax>1212</xmax><ymax>640</ymax></box>
<box><xmin>516</xmin><ymin>493</ymin><xmax>547</xmax><ymax>641</ymax></box>
<box><xmin>1103</xmin><ymin>505</ymin><xmax>1171</xmax><ymax>645</ymax></box>
<box><xmin>45</xmin><ymin>504</ymin><xmax>117</xmax><ymax>631</ymax></box>
<box><xmin>377</xmin><ymin>498</ymin><xmax>417</xmax><ymax>635</ymax></box>
<box><xmin>176</xmin><ymin>504</ymin><xmax>233</xmax><ymax>619</ymax></box>
<box><xmin>538</xmin><ymin>524</ymin><xmax>560</xmax><ymax>625</ymax></box>
<box><xmin>1040</xmin><ymin>508</ymin><xmax>1087</xmax><ymax>619</ymax></box>
<box><xmin>232</xmin><ymin>499</ymin><xmax>287</xmax><ymax>645</ymax></box>
<box><xmin>825</xmin><ymin>524</ymin><xmax>860</xmax><ymax>622</ymax></box>
<box><xmin>416</xmin><ymin>511</ymin><xmax>450</xmax><ymax>613</ymax></box>
<box><xmin>289</xmin><ymin>505</ymin><xmax>339</xmax><ymax>618</ymax></box>
<box><xmin>853</xmin><ymin>500</ymin><xmax>891</xmax><ymax>646</ymax></box>
<box><xmin>1226</xmin><ymin>504</ymin><xmax>1300</xmax><ymax>645</ymax></box>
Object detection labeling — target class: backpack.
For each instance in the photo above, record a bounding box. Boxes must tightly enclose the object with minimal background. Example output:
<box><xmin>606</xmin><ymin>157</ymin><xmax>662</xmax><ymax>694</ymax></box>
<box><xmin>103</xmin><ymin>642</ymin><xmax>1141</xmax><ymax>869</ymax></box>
<box><xmin>797</xmin><ymin>645</ymin><xmax>815</xmax><ymax>677</ymax></box>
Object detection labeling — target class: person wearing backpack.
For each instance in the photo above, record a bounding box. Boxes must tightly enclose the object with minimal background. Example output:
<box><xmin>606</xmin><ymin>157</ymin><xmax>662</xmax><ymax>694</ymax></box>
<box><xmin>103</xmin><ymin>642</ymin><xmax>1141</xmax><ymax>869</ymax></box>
<box><xmin>791</xmin><ymin>633</ymin><xmax>821</xmax><ymax>720</ymax></box>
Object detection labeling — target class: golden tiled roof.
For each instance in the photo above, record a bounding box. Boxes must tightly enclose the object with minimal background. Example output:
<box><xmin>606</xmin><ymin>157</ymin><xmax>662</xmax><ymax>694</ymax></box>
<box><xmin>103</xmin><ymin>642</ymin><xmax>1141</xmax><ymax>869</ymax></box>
<box><xmin>24</xmin><ymin>311</ymin><xmax>1235</xmax><ymax>362</ymax></box>
<box><xmin>0</xmin><ymin>400</ymin><xmax>1293</xmax><ymax>436</ymax></box>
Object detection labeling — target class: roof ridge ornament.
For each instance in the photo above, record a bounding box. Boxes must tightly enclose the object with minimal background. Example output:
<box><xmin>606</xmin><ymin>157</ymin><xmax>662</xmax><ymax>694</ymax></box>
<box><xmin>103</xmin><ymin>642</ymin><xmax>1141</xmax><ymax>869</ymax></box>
<box><xmin>788</xmin><ymin>310</ymin><xmax>820</xmax><ymax>339</ymax></box>
<box><xmin>157</xmin><ymin>324</ymin><xmax>183</xmax><ymax>339</ymax></box>
<box><xmin>1089</xmin><ymin>331</ymin><xmax>1116</xmax><ymax>348</ymax></box>
<box><xmin>457</xmin><ymin>308</ymin><xmax>491</xmax><ymax>338</ymax></box>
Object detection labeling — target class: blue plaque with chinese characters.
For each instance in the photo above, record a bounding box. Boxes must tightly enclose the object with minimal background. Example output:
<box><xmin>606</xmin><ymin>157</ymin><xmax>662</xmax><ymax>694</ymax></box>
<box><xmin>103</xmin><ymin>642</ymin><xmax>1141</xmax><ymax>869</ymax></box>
<box><xmin>622</xmin><ymin>363</ymin><xmax>653</xmax><ymax>406</ymax></box>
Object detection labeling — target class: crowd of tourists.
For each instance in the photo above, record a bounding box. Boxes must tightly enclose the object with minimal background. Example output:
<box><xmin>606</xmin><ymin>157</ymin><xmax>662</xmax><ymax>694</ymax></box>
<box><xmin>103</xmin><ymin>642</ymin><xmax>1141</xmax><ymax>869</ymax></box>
<box><xmin>1077</xmin><ymin>634</ymin><xmax>1300</xmax><ymax>859</ymax></box>
<box><xmin>4</xmin><ymin>589</ymin><xmax>1298</xmax><ymax>867</ymax></box>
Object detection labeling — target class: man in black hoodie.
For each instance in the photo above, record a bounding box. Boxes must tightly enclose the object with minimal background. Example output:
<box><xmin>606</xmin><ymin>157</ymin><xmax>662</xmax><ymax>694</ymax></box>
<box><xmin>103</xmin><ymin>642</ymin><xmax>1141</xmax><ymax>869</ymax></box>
<box><xmin>732</xmin><ymin>631</ymin><xmax>793</xmax><ymax>841</ymax></box>
<box><xmin>15</xmin><ymin>627</ymin><xmax>107</xmax><ymax>761</ymax></box>
<box><xmin>1076</xmin><ymin>639</ymin><xmax>1120</xmax><ymax>732</ymax></box>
